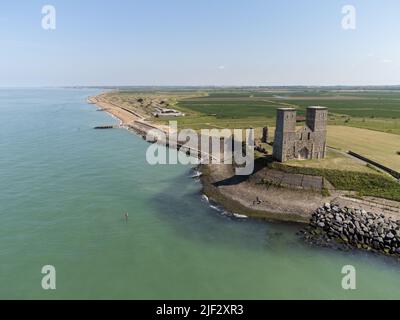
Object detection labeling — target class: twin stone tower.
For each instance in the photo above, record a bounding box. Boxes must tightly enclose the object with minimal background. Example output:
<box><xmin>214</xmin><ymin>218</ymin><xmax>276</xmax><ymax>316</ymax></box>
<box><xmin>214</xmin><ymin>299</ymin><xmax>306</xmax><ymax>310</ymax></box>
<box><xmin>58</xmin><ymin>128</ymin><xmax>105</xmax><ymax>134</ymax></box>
<box><xmin>273</xmin><ymin>106</ymin><xmax>328</xmax><ymax>162</ymax></box>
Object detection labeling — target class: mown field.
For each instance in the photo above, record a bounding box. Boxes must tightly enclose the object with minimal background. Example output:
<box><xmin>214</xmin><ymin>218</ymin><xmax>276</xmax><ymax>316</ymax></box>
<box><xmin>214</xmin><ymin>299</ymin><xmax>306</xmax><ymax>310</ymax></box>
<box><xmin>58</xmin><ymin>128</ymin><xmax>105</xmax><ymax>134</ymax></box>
<box><xmin>327</xmin><ymin>126</ymin><xmax>400</xmax><ymax>172</ymax></box>
<box><xmin>285</xmin><ymin>149</ymin><xmax>378</xmax><ymax>173</ymax></box>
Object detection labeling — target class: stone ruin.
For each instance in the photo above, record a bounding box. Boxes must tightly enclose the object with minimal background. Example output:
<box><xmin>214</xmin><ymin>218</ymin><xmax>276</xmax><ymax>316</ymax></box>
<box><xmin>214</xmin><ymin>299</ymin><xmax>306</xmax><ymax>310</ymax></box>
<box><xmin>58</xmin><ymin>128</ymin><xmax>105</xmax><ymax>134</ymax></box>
<box><xmin>273</xmin><ymin>106</ymin><xmax>328</xmax><ymax>162</ymax></box>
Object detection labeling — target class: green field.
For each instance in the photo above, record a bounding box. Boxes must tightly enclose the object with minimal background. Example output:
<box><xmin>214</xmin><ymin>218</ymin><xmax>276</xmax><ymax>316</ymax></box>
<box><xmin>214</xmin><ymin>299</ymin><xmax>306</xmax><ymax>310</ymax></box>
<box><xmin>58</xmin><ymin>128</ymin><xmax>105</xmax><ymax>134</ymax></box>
<box><xmin>327</xmin><ymin>126</ymin><xmax>400</xmax><ymax>171</ymax></box>
<box><xmin>172</xmin><ymin>89</ymin><xmax>400</xmax><ymax>134</ymax></box>
<box><xmin>178</xmin><ymin>99</ymin><xmax>280</xmax><ymax>118</ymax></box>
<box><xmin>104</xmin><ymin>88</ymin><xmax>400</xmax><ymax>134</ymax></box>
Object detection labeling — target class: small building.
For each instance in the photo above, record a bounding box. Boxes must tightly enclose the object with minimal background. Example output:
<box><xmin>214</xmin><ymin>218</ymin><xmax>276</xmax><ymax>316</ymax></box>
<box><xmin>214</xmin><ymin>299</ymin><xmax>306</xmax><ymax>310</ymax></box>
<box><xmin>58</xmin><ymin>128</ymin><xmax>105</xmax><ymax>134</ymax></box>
<box><xmin>273</xmin><ymin>106</ymin><xmax>328</xmax><ymax>162</ymax></box>
<box><xmin>152</xmin><ymin>107</ymin><xmax>185</xmax><ymax>118</ymax></box>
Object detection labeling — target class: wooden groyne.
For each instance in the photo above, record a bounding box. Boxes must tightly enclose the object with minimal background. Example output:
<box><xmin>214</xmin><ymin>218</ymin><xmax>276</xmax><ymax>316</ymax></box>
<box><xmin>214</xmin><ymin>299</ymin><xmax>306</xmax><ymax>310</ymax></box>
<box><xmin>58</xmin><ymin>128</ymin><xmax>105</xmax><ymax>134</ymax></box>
<box><xmin>94</xmin><ymin>125</ymin><xmax>117</xmax><ymax>129</ymax></box>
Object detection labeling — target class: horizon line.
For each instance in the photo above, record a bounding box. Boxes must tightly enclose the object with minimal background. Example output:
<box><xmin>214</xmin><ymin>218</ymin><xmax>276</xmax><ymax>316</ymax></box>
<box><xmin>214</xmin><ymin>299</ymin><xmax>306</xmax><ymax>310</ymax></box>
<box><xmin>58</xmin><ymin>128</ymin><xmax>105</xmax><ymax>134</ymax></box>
<box><xmin>1</xmin><ymin>84</ymin><xmax>400</xmax><ymax>89</ymax></box>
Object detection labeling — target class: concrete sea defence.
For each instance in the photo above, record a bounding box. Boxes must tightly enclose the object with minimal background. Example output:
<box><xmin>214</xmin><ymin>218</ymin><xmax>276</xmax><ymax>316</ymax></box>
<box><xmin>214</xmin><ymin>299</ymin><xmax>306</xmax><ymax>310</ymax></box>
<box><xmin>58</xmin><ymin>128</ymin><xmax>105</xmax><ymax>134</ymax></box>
<box><xmin>300</xmin><ymin>203</ymin><xmax>400</xmax><ymax>257</ymax></box>
<box><xmin>348</xmin><ymin>150</ymin><xmax>400</xmax><ymax>180</ymax></box>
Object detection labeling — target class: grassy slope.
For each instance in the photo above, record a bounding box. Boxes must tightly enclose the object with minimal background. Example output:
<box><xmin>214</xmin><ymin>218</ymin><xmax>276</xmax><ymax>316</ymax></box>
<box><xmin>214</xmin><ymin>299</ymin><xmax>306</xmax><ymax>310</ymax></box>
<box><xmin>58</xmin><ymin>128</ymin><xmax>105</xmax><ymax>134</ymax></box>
<box><xmin>270</xmin><ymin>162</ymin><xmax>400</xmax><ymax>202</ymax></box>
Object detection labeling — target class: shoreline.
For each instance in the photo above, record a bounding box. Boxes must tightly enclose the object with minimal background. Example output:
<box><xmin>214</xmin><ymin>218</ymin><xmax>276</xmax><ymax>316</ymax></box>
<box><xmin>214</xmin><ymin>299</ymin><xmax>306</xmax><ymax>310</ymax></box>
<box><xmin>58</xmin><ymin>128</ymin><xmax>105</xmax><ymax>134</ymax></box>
<box><xmin>88</xmin><ymin>95</ymin><xmax>170</xmax><ymax>135</ymax></box>
<box><xmin>88</xmin><ymin>92</ymin><xmax>400</xmax><ymax>225</ymax></box>
<box><xmin>89</xmin><ymin>93</ymin><xmax>307</xmax><ymax>223</ymax></box>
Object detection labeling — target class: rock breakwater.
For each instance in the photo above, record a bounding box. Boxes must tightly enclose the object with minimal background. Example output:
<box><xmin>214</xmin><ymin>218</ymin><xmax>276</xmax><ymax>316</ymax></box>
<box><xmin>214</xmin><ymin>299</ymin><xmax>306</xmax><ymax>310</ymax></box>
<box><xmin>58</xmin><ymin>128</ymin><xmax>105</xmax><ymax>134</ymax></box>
<box><xmin>300</xmin><ymin>203</ymin><xmax>400</xmax><ymax>257</ymax></box>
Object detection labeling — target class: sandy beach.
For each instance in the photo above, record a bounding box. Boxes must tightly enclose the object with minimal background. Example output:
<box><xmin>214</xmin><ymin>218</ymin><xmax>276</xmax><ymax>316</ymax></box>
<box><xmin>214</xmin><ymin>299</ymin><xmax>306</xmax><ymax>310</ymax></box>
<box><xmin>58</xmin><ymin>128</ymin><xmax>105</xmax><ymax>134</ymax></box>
<box><xmin>88</xmin><ymin>95</ymin><xmax>142</xmax><ymax>124</ymax></box>
<box><xmin>88</xmin><ymin>94</ymin><xmax>172</xmax><ymax>136</ymax></box>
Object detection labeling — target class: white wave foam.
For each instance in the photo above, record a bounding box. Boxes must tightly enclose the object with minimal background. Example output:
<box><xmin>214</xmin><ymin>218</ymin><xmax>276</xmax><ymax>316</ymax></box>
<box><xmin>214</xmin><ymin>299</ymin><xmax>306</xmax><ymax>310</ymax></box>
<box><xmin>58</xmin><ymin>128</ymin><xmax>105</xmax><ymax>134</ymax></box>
<box><xmin>233</xmin><ymin>213</ymin><xmax>248</xmax><ymax>219</ymax></box>
<box><xmin>201</xmin><ymin>194</ymin><xmax>248</xmax><ymax>220</ymax></box>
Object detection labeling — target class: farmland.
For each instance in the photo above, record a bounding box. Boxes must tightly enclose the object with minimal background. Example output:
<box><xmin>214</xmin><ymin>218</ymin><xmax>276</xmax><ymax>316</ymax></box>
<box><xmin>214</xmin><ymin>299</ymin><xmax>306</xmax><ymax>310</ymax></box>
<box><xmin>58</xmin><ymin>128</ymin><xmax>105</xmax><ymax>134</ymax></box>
<box><xmin>327</xmin><ymin>126</ymin><xmax>400</xmax><ymax>171</ymax></box>
<box><xmin>171</xmin><ymin>89</ymin><xmax>400</xmax><ymax>134</ymax></box>
<box><xmin>101</xmin><ymin>87</ymin><xmax>400</xmax><ymax>173</ymax></box>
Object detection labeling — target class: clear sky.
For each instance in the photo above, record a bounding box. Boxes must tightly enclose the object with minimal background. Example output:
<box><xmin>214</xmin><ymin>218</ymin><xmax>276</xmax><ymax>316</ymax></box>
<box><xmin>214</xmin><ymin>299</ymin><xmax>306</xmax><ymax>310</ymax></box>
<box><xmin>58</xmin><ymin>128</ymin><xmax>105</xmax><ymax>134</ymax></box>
<box><xmin>1</xmin><ymin>0</ymin><xmax>399</xmax><ymax>87</ymax></box>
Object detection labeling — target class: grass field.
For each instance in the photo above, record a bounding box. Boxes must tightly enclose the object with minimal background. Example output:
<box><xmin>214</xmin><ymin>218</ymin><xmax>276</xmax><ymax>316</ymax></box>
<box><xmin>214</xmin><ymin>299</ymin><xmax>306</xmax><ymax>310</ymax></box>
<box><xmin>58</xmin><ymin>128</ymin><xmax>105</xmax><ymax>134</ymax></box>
<box><xmin>327</xmin><ymin>126</ymin><xmax>400</xmax><ymax>171</ymax></box>
<box><xmin>173</xmin><ymin>89</ymin><xmax>400</xmax><ymax>134</ymax></box>
<box><xmin>285</xmin><ymin>149</ymin><xmax>377</xmax><ymax>173</ymax></box>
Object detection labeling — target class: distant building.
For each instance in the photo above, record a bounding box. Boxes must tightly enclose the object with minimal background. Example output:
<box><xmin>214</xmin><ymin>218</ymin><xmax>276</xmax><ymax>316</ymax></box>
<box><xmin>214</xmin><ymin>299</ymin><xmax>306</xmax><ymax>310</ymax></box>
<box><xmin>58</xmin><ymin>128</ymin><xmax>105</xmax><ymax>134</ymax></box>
<box><xmin>152</xmin><ymin>107</ymin><xmax>185</xmax><ymax>118</ymax></box>
<box><xmin>273</xmin><ymin>106</ymin><xmax>327</xmax><ymax>162</ymax></box>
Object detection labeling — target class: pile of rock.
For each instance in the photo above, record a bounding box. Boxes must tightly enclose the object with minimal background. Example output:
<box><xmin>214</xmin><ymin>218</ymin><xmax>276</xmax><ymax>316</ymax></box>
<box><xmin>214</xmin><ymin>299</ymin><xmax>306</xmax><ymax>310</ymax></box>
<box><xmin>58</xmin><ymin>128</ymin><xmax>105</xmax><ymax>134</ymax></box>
<box><xmin>300</xmin><ymin>203</ymin><xmax>400</xmax><ymax>256</ymax></box>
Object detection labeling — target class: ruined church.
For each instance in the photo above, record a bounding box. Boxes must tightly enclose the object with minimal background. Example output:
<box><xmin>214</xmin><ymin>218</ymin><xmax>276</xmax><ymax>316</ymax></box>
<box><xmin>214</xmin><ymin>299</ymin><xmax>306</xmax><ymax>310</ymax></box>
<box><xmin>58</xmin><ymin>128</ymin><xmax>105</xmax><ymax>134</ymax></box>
<box><xmin>273</xmin><ymin>106</ymin><xmax>328</xmax><ymax>162</ymax></box>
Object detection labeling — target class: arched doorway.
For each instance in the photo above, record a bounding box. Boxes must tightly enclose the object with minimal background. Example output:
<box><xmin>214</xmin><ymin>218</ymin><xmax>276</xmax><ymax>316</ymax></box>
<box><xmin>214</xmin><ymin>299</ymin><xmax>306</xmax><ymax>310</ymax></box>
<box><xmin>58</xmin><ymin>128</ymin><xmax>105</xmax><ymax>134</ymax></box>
<box><xmin>298</xmin><ymin>147</ymin><xmax>309</xmax><ymax>160</ymax></box>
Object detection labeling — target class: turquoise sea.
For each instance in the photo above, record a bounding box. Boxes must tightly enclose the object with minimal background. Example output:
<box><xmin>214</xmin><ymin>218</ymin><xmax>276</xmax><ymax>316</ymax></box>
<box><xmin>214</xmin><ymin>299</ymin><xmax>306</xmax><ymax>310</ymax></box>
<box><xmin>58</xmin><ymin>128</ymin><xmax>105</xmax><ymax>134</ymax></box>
<box><xmin>0</xmin><ymin>88</ymin><xmax>399</xmax><ymax>299</ymax></box>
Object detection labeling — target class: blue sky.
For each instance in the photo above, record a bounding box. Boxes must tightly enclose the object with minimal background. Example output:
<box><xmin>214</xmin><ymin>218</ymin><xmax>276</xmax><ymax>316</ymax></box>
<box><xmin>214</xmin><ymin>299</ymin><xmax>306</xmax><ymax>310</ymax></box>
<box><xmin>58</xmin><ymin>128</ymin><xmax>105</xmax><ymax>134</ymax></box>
<box><xmin>0</xmin><ymin>0</ymin><xmax>399</xmax><ymax>86</ymax></box>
